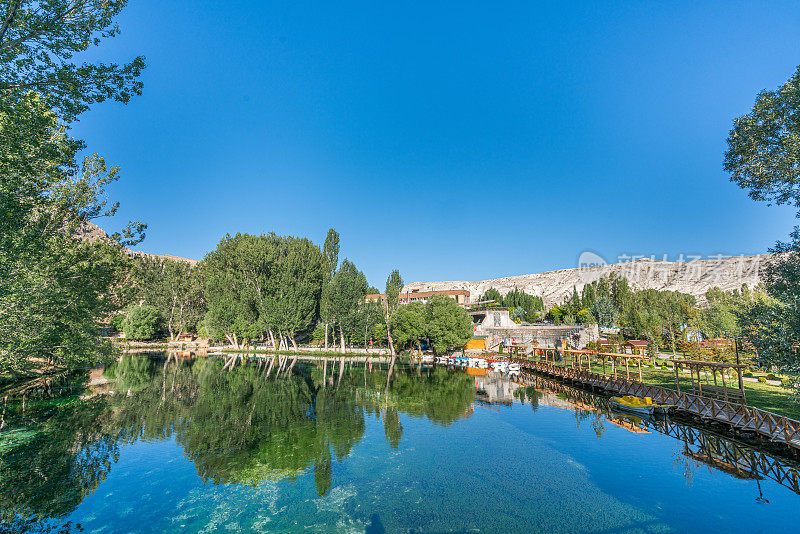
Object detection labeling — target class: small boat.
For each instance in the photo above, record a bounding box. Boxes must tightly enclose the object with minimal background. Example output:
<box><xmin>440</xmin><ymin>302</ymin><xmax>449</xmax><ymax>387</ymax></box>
<box><xmin>609</xmin><ymin>396</ymin><xmax>673</xmax><ymax>415</ymax></box>
<box><xmin>466</xmin><ymin>367</ymin><xmax>489</xmax><ymax>376</ymax></box>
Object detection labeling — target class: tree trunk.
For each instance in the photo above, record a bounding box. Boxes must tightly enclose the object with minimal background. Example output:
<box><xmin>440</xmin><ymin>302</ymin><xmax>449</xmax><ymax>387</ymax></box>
<box><xmin>385</xmin><ymin>354</ymin><xmax>396</xmax><ymax>391</ymax></box>
<box><xmin>322</xmin><ymin>358</ymin><xmax>327</xmax><ymax>387</ymax></box>
<box><xmin>285</xmin><ymin>355</ymin><xmax>298</xmax><ymax>376</ymax></box>
<box><xmin>340</xmin><ymin>327</ymin><xmax>346</xmax><ymax>354</ymax></box>
<box><xmin>265</xmin><ymin>355</ymin><xmax>276</xmax><ymax>377</ymax></box>
<box><xmin>269</xmin><ymin>329</ymin><xmax>277</xmax><ymax>350</ymax></box>
<box><xmin>385</xmin><ymin>320</ymin><xmax>395</xmax><ymax>356</ymax></box>
<box><xmin>290</xmin><ymin>335</ymin><xmax>298</xmax><ymax>351</ymax></box>
<box><xmin>325</xmin><ymin>323</ymin><xmax>329</xmax><ymax>351</ymax></box>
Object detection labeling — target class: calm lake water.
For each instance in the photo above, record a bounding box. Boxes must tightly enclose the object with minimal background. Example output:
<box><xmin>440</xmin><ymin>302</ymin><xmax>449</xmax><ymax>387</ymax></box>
<box><xmin>1</xmin><ymin>354</ymin><xmax>798</xmax><ymax>533</ymax></box>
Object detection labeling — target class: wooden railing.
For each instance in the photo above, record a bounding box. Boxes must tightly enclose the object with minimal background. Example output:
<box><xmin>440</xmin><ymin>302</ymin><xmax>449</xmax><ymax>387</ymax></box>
<box><xmin>509</xmin><ymin>357</ymin><xmax>800</xmax><ymax>451</ymax></box>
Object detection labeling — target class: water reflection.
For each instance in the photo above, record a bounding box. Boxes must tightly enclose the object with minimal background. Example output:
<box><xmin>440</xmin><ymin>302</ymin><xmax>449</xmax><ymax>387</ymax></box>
<box><xmin>0</xmin><ymin>354</ymin><xmax>475</xmax><ymax>531</ymax></box>
<box><xmin>517</xmin><ymin>372</ymin><xmax>800</xmax><ymax>498</ymax></box>
<box><xmin>1</xmin><ymin>354</ymin><xmax>799</xmax><ymax>533</ymax></box>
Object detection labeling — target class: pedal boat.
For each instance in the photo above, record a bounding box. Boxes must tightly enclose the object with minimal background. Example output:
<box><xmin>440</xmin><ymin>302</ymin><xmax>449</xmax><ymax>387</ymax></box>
<box><xmin>609</xmin><ymin>396</ymin><xmax>673</xmax><ymax>415</ymax></box>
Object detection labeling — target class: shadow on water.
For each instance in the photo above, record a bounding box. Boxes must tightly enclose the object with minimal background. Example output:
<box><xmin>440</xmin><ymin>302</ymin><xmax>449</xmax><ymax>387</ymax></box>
<box><xmin>365</xmin><ymin>513</ymin><xmax>385</xmax><ymax>534</ymax></box>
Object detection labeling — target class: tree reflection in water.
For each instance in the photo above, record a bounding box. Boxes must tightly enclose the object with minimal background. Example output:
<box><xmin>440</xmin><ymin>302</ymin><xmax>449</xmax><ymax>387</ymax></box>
<box><xmin>0</xmin><ymin>354</ymin><xmax>475</xmax><ymax>531</ymax></box>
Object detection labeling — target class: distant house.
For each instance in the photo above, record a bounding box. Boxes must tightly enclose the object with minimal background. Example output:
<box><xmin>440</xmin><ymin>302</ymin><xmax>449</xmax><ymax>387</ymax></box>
<box><xmin>365</xmin><ymin>289</ymin><xmax>470</xmax><ymax>306</ymax></box>
<box><xmin>625</xmin><ymin>340</ymin><xmax>649</xmax><ymax>356</ymax></box>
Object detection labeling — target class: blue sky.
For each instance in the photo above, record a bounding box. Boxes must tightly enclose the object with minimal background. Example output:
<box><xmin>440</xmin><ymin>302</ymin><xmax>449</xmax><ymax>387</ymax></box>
<box><xmin>76</xmin><ymin>1</ymin><xmax>800</xmax><ymax>287</ymax></box>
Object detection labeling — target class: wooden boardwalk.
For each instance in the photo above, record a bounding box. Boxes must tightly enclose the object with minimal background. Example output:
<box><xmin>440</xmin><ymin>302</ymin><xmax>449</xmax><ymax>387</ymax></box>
<box><xmin>509</xmin><ymin>357</ymin><xmax>800</xmax><ymax>452</ymax></box>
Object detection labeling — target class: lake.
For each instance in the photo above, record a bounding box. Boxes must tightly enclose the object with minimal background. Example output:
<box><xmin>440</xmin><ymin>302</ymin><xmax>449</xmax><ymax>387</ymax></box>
<box><xmin>1</xmin><ymin>354</ymin><xmax>798</xmax><ymax>533</ymax></box>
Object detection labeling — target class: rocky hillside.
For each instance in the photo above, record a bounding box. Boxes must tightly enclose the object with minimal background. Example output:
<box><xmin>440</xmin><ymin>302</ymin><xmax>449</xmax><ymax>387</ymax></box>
<box><xmin>75</xmin><ymin>221</ymin><xmax>198</xmax><ymax>265</ymax></box>
<box><xmin>402</xmin><ymin>254</ymin><xmax>775</xmax><ymax>306</ymax></box>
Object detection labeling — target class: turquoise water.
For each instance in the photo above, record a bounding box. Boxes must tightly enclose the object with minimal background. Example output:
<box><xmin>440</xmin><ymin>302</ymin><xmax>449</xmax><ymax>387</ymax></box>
<box><xmin>1</xmin><ymin>355</ymin><xmax>798</xmax><ymax>533</ymax></box>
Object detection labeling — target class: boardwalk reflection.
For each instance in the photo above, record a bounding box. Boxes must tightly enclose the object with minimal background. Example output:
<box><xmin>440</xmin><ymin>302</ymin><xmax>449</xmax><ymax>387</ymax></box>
<box><xmin>518</xmin><ymin>372</ymin><xmax>800</xmax><ymax>497</ymax></box>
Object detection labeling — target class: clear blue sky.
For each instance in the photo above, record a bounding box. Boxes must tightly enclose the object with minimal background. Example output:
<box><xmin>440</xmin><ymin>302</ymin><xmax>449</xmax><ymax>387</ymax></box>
<box><xmin>76</xmin><ymin>1</ymin><xmax>800</xmax><ymax>288</ymax></box>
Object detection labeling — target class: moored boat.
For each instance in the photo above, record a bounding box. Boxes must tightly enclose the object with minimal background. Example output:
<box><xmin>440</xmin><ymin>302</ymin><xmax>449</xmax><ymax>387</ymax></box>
<box><xmin>609</xmin><ymin>396</ymin><xmax>673</xmax><ymax>415</ymax></box>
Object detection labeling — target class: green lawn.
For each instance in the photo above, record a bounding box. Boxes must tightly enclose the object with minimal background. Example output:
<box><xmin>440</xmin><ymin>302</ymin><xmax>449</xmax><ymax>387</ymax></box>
<box><xmin>546</xmin><ymin>357</ymin><xmax>800</xmax><ymax>421</ymax></box>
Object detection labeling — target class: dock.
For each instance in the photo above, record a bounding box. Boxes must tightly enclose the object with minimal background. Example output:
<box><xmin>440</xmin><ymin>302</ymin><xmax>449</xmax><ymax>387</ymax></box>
<box><xmin>508</xmin><ymin>357</ymin><xmax>800</xmax><ymax>452</ymax></box>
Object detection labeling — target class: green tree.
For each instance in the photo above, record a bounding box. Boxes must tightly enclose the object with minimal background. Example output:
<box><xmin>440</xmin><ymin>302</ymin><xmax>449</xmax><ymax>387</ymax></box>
<box><xmin>423</xmin><ymin>296</ymin><xmax>473</xmax><ymax>354</ymax></box>
<box><xmin>1</xmin><ymin>0</ymin><xmax>145</xmax><ymax>122</ymax></box>
<box><xmin>478</xmin><ymin>287</ymin><xmax>503</xmax><ymax>306</ymax></box>
<box><xmin>123</xmin><ymin>304</ymin><xmax>161</xmax><ymax>341</ymax></box>
<box><xmin>1</xmin><ymin>1</ymin><xmax>144</xmax><ymax>373</ymax></box>
<box><xmin>503</xmin><ymin>288</ymin><xmax>544</xmax><ymax>322</ymax></box>
<box><xmin>390</xmin><ymin>301</ymin><xmax>425</xmax><ymax>351</ymax></box>
<box><xmin>321</xmin><ymin>228</ymin><xmax>340</xmax><ymax>350</ymax></box>
<box><xmin>383</xmin><ymin>269</ymin><xmax>404</xmax><ymax>355</ymax></box>
<box><xmin>724</xmin><ymin>65</ymin><xmax>800</xmax><ymax>215</ymax></box>
<box><xmin>591</xmin><ymin>296</ymin><xmax>617</xmax><ymax>327</ymax></box>
<box><xmin>325</xmin><ymin>259</ymin><xmax>369</xmax><ymax>350</ymax></box>
<box><xmin>131</xmin><ymin>256</ymin><xmax>205</xmax><ymax>340</ymax></box>
<box><xmin>724</xmin><ymin>64</ymin><xmax>800</xmax><ymax>374</ymax></box>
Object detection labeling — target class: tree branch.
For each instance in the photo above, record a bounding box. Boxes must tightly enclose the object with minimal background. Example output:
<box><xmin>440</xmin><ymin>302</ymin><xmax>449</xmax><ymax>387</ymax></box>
<box><xmin>0</xmin><ymin>0</ymin><xmax>22</xmax><ymax>44</ymax></box>
<box><xmin>0</xmin><ymin>0</ymin><xmax>84</xmax><ymax>51</ymax></box>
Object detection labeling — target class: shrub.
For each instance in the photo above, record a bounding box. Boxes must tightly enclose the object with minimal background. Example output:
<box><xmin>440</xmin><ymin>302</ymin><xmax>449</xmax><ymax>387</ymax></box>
<box><xmin>757</xmin><ymin>376</ymin><xmax>767</xmax><ymax>383</ymax></box>
<box><xmin>766</xmin><ymin>373</ymin><xmax>778</xmax><ymax>381</ymax></box>
<box><xmin>781</xmin><ymin>378</ymin><xmax>792</xmax><ymax>387</ymax></box>
<box><xmin>123</xmin><ymin>305</ymin><xmax>161</xmax><ymax>341</ymax></box>
<box><xmin>110</xmin><ymin>313</ymin><xmax>126</xmax><ymax>333</ymax></box>
<box><xmin>743</xmin><ymin>371</ymin><xmax>753</xmax><ymax>378</ymax></box>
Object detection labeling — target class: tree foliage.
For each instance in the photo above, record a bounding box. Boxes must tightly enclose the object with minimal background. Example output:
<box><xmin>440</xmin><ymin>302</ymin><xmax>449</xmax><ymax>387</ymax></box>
<box><xmin>202</xmin><ymin>233</ymin><xmax>325</xmax><ymax>348</ymax></box>
<box><xmin>724</xmin><ymin>64</ymin><xmax>800</xmax><ymax>213</ymax></box>
<box><xmin>1</xmin><ymin>2</ymin><xmax>144</xmax><ymax>373</ymax></box>
<box><xmin>423</xmin><ymin>296</ymin><xmax>474</xmax><ymax>354</ymax></box>
<box><xmin>123</xmin><ymin>304</ymin><xmax>160</xmax><ymax>341</ymax></box>
<box><xmin>130</xmin><ymin>256</ymin><xmax>205</xmax><ymax>340</ymax></box>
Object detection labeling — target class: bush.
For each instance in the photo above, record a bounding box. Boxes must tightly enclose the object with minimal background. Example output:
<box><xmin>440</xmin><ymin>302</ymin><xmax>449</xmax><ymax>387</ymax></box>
<box><xmin>743</xmin><ymin>371</ymin><xmax>753</xmax><ymax>378</ymax></box>
<box><xmin>766</xmin><ymin>373</ymin><xmax>778</xmax><ymax>380</ymax></box>
<box><xmin>781</xmin><ymin>378</ymin><xmax>792</xmax><ymax>387</ymax></box>
<box><xmin>123</xmin><ymin>305</ymin><xmax>161</xmax><ymax>341</ymax></box>
<box><xmin>110</xmin><ymin>313</ymin><xmax>126</xmax><ymax>333</ymax></box>
<box><xmin>757</xmin><ymin>376</ymin><xmax>767</xmax><ymax>383</ymax></box>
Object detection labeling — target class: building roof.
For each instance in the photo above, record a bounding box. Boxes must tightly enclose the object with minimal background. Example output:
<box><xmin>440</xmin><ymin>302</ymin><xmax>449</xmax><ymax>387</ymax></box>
<box><xmin>626</xmin><ymin>340</ymin><xmax>648</xmax><ymax>347</ymax></box>
<box><xmin>400</xmin><ymin>289</ymin><xmax>470</xmax><ymax>298</ymax></box>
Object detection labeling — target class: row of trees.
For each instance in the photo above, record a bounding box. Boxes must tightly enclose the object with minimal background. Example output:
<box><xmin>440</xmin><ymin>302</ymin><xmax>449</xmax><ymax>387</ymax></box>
<box><xmin>122</xmin><ymin>229</ymin><xmax>477</xmax><ymax>357</ymax></box>
<box><xmin>477</xmin><ymin>288</ymin><xmax>544</xmax><ymax>323</ymax></box>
